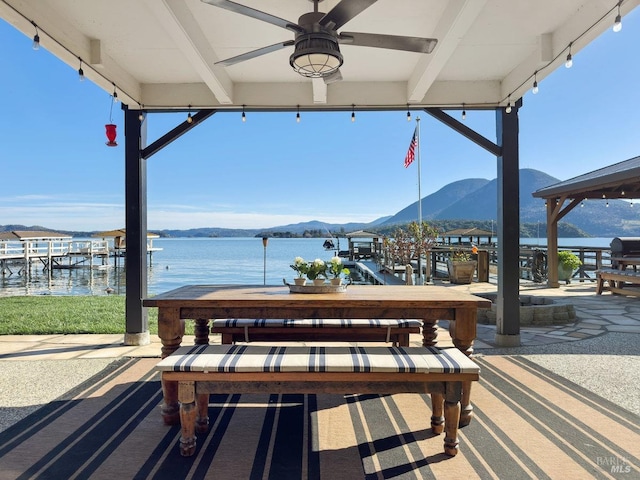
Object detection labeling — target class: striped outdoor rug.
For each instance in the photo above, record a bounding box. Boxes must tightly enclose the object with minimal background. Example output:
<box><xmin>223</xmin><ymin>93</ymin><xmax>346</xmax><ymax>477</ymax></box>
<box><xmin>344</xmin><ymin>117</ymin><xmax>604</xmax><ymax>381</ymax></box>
<box><xmin>0</xmin><ymin>355</ymin><xmax>638</xmax><ymax>479</ymax></box>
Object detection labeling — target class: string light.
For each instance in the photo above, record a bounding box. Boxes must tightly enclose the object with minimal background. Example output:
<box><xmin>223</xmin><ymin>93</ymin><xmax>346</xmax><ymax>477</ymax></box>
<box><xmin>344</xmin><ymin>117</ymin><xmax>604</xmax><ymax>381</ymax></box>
<box><xmin>565</xmin><ymin>43</ymin><xmax>573</xmax><ymax>68</ymax></box>
<box><xmin>606</xmin><ymin>201</ymin><xmax>610</xmax><ymax>207</ymax></box>
<box><xmin>112</xmin><ymin>83</ymin><xmax>118</xmax><ymax>103</ymax></box>
<box><xmin>187</xmin><ymin>104</ymin><xmax>193</xmax><ymax>124</ymax></box>
<box><xmin>406</xmin><ymin>104</ymin><xmax>411</xmax><ymax>122</ymax></box>
<box><xmin>351</xmin><ymin>104</ymin><xmax>355</xmax><ymax>123</ymax></box>
<box><xmin>241</xmin><ymin>105</ymin><xmax>246</xmax><ymax>122</ymax></box>
<box><xmin>502</xmin><ymin>2</ymin><xmax>623</xmax><ymax>116</ymax></box>
<box><xmin>138</xmin><ymin>104</ymin><xmax>145</xmax><ymax>122</ymax></box>
<box><xmin>31</xmin><ymin>22</ymin><xmax>40</xmax><ymax>50</ymax></box>
<box><xmin>296</xmin><ymin>105</ymin><xmax>300</xmax><ymax>123</ymax></box>
<box><xmin>631</xmin><ymin>200</ymin><xmax>634</xmax><ymax>207</ymax></box>
<box><xmin>581</xmin><ymin>199</ymin><xmax>584</xmax><ymax>207</ymax></box>
<box><xmin>613</xmin><ymin>1</ymin><xmax>622</xmax><ymax>32</ymax></box>
<box><xmin>78</xmin><ymin>58</ymin><xmax>85</xmax><ymax>81</ymax></box>
<box><xmin>462</xmin><ymin>103</ymin><xmax>466</xmax><ymax>120</ymax></box>
<box><xmin>532</xmin><ymin>71</ymin><xmax>539</xmax><ymax>94</ymax></box>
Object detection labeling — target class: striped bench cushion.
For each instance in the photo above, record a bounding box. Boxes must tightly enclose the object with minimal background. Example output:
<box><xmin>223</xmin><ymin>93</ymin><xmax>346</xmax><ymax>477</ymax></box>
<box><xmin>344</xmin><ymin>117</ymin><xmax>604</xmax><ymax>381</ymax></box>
<box><xmin>156</xmin><ymin>345</ymin><xmax>479</xmax><ymax>375</ymax></box>
<box><xmin>212</xmin><ymin>318</ymin><xmax>422</xmax><ymax>328</ymax></box>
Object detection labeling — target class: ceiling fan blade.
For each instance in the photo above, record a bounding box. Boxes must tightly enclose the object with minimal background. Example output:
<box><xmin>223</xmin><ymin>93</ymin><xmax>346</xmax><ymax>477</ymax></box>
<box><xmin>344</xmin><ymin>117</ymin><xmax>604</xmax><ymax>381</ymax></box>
<box><xmin>216</xmin><ymin>41</ymin><xmax>294</xmax><ymax>66</ymax></box>
<box><xmin>338</xmin><ymin>32</ymin><xmax>437</xmax><ymax>53</ymax></box>
<box><xmin>323</xmin><ymin>69</ymin><xmax>343</xmax><ymax>84</ymax></box>
<box><xmin>201</xmin><ymin>0</ymin><xmax>303</xmax><ymax>33</ymax></box>
<box><xmin>319</xmin><ymin>0</ymin><xmax>378</xmax><ymax>31</ymax></box>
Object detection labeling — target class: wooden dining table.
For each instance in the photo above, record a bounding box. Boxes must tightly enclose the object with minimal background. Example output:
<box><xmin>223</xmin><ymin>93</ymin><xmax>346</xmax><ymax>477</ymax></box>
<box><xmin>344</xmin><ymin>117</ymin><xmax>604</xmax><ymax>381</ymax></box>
<box><xmin>143</xmin><ymin>284</ymin><xmax>491</xmax><ymax>425</ymax></box>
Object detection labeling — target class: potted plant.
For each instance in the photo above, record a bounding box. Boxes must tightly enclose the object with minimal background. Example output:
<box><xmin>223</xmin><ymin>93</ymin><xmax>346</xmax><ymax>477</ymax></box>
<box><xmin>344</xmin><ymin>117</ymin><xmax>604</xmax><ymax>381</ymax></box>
<box><xmin>307</xmin><ymin>258</ymin><xmax>327</xmax><ymax>285</ymax></box>
<box><xmin>557</xmin><ymin>250</ymin><xmax>581</xmax><ymax>284</ymax></box>
<box><xmin>447</xmin><ymin>246</ymin><xmax>478</xmax><ymax>284</ymax></box>
<box><xmin>327</xmin><ymin>256</ymin><xmax>350</xmax><ymax>285</ymax></box>
<box><xmin>290</xmin><ymin>256</ymin><xmax>309</xmax><ymax>285</ymax></box>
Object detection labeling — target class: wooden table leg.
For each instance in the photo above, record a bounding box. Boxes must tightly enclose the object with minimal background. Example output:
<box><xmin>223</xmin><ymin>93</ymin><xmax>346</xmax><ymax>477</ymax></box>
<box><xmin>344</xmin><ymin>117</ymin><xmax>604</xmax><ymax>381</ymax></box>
<box><xmin>421</xmin><ymin>319</ymin><xmax>438</xmax><ymax>347</ymax></box>
<box><xmin>158</xmin><ymin>307</ymin><xmax>184</xmax><ymax>425</ymax></box>
<box><xmin>194</xmin><ymin>318</ymin><xmax>210</xmax><ymax>345</ymax></box>
<box><xmin>449</xmin><ymin>307</ymin><xmax>476</xmax><ymax>427</ymax></box>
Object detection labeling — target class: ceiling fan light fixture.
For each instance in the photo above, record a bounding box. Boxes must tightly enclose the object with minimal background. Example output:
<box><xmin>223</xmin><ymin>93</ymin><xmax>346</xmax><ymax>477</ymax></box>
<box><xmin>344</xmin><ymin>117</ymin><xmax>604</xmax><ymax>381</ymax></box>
<box><xmin>290</xmin><ymin>33</ymin><xmax>343</xmax><ymax>78</ymax></box>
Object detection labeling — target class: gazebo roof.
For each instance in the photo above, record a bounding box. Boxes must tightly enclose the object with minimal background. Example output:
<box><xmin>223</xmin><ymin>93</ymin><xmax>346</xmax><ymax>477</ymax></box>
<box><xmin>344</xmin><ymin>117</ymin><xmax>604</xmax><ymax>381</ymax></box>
<box><xmin>93</xmin><ymin>229</ymin><xmax>160</xmax><ymax>239</ymax></box>
<box><xmin>532</xmin><ymin>155</ymin><xmax>640</xmax><ymax>201</ymax></box>
<box><xmin>0</xmin><ymin>230</ymin><xmax>72</xmax><ymax>241</ymax></box>
<box><xmin>2</xmin><ymin>0</ymin><xmax>637</xmax><ymax>111</ymax></box>
<box><xmin>345</xmin><ymin>230</ymin><xmax>380</xmax><ymax>238</ymax></box>
<box><xmin>442</xmin><ymin>228</ymin><xmax>493</xmax><ymax>237</ymax></box>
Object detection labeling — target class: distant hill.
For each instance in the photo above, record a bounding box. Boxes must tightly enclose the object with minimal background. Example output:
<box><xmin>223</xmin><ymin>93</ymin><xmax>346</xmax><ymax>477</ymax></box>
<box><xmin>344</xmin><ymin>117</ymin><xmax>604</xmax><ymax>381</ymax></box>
<box><xmin>382</xmin><ymin>178</ymin><xmax>490</xmax><ymax>225</ymax></box>
<box><xmin>434</xmin><ymin>169</ymin><xmax>556</xmax><ymax>221</ymax></box>
<box><xmin>379</xmin><ymin>168</ymin><xmax>640</xmax><ymax>236</ymax></box>
<box><xmin>4</xmin><ymin>167</ymin><xmax>640</xmax><ymax>237</ymax></box>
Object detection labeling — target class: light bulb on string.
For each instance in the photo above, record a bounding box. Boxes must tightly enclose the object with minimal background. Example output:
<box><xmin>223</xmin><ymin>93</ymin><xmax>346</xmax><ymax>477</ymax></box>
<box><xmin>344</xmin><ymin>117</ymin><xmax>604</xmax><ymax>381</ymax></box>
<box><xmin>296</xmin><ymin>105</ymin><xmax>300</xmax><ymax>123</ymax></box>
<box><xmin>351</xmin><ymin>104</ymin><xmax>355</xmax><ymax>123</ymax></box>
<box><xmin>613</xmin><ymin>2</ymin><xmax>622</xmax><ymax>32</ymax></box>
<box><xmin>78</xmin><ymin>59</ymin><xmax>85</xmax><ymax>81</ymax></box>
<box><xmin>241</xmin><ymin>105</ymin><xmax>246</xmax><ymax>123</ymax></box>
<box><xmin>187</xmin><ymin>105</ymin><xmax>193</xmax><ymax>124</ymax></box>
<box><xmin>112</xmin><ymin>84</ymin><xmax>119</xmax><ymax>103</ymax></box>
<box><xmin>532</xmin><ymin>73</ymin><xmax>539</xmax><ymax>94</ymax></box>
<box><xmin>505</xmin><ymin>96</ymin><xmax>512</xmax><ymax>114</ymax></box>
<box><xmin>406</xmin><ymin>105</ymin><xmax>411</xmax><ymax>122</ymax></box>
<box><xmin>32</xmin><ymin>22</ymin><xmax>40</xmax><ymax>50</ymax></box>
<box><xmin>461</xmin><ymin>103</ymin><xmax>466</xmax><ymax>120</ymax></box>
<box><xmin>138</xmin><ymin>107</ymin><xmax>144</xmax><ymax>122</ymax></box>
<box><xmin>606</xmin><ymin>201</ymin><xmax>610</xmax><ymax>207</ymax></box>
<box><xmin>631</xmin><ymin>200</ymin><xmax>634</xmax><ymax>207</ymax></box>
<box><xmin>565</xmin><ymin>43</ymin><xmax>573</xmax><ymax>68</ymax></box>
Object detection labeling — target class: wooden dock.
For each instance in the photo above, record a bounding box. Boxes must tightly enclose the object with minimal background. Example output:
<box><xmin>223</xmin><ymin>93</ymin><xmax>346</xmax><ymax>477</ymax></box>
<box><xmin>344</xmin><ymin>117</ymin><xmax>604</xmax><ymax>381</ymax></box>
<box><xmin>1</xmin><ymin>229</ymin><xmax>161</xmax><ymax>276</ymax></box>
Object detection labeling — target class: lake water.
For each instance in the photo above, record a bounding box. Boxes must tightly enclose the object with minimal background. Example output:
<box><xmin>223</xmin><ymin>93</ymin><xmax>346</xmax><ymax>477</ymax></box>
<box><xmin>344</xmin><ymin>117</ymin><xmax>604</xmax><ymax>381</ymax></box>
<box><xmin>0</xmin><ymin>237</ymin><xmax>613</xmax><ymax>297</ymax></box>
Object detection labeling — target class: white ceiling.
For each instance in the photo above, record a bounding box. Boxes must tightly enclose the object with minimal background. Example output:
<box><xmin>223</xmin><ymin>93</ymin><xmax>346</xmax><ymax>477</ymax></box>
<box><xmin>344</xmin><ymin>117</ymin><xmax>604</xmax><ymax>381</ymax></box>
<box><xmin>1</xmin><ymin>0</ymin><xmax>638</xmax><ymax>111</ymax></box>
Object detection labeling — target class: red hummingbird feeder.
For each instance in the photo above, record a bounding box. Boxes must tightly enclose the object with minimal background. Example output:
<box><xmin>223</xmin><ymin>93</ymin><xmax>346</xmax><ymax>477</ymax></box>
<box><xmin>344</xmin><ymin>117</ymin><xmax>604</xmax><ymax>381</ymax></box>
<box><xmin>105</xmin><ymin>123</ymin><xmax>118</xmax><ymax>147</ymax></box>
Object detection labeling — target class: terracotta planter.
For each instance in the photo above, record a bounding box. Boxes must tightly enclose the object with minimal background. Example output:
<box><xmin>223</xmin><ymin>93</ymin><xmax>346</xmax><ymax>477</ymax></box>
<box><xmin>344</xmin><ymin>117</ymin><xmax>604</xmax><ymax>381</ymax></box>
<box><xmin>330</xmin><ymin>278</ymin><xmax>342</xmax><ymax>286</ymax></box>
<box><xmin>312</xmin><ymin>279</ymin><xmax>326</xmax><ymax>286</ymax></box>
<box><xmin>447</xmin><ymin>260</ymin><xmax>477</xmax><ymax>284</ymax></box>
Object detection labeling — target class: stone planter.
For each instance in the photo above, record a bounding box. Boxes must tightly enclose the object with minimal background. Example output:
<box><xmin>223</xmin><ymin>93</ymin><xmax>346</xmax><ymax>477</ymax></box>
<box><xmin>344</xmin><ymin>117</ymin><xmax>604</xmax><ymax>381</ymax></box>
<box><xmin>293</xmin><ymin>278</ymin><xmax>307</xmax><ymax>286</ymax></box>
<box><xmin>447</xmin><ymin>260</ymin><xmax>477</xmax><ymax>284</ymax></box>
<box><xmin>558</xmin><ymin>263</ymin><xmax>574</xmax><ymax>284</ymax></box>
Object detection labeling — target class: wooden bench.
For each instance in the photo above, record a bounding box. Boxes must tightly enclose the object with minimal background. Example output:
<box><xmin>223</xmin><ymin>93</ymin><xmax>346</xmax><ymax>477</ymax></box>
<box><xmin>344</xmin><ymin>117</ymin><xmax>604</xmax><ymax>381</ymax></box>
<box><xmin>155</xmin><ymin>344</ymin><xmax>480</xmax><ymax>458</ymax></box>
<box><xmin>210</xmin><ymin>318</ymin><xmax>422</xmax><ymax>346</ymax></box>
<box><xmin>596</xmin><ymin>268</ymin><xmax>640</xmax><ymax>296</ymax></box>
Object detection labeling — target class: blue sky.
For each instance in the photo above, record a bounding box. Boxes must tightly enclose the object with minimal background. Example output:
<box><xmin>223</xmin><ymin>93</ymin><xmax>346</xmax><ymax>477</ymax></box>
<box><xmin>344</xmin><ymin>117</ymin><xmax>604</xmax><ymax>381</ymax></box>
<box><xmin>1</xmin><ymin>9</ymin><xmax>639</xmax><ymax>232</ymax></box>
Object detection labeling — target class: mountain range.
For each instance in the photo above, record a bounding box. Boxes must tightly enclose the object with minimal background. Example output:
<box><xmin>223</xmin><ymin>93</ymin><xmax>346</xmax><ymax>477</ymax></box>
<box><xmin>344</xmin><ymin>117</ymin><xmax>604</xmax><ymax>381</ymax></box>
<box><xmin>3</xmin><ymin>168</ymin><xmax>638</xmax><ymax>238</ymax></box>
<box><xmin>379</xmin><ymin>168</ymin><xmax>637</xmax><ymax>237</ymax></box>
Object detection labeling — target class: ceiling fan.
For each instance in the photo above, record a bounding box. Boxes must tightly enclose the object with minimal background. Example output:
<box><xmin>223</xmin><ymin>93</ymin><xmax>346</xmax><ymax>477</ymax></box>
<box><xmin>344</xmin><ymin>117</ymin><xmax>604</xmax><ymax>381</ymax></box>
<box><xmin>202</xmin><ymin>0</ymin><xmax>437</xmax><ymax>83</ymax></box>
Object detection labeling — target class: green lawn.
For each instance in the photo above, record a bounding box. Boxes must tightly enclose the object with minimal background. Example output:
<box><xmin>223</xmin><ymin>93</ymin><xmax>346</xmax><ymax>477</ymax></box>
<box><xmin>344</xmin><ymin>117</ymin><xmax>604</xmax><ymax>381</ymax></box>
<box><xmin>0</xmin><ymin>296</ymin><xmax>162</xmax><ymax>335</ymax></box>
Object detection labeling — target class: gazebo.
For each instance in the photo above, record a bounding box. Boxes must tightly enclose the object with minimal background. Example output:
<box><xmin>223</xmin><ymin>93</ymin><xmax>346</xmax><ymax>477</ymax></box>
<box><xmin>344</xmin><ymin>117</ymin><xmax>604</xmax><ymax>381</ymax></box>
<box><xmin>2</xmin><ymin>0</ymin><xmax>638</xmax><ymax>347</ymax></box>
<box><xmin>533</xmin><ymin>155</ymin><xmax>640</xmax><ymax>287</ymax></box>
<box><xmin>441</xmin><ymin>228</ymin><xmax>494</xmax><ymax>246</ymax></box>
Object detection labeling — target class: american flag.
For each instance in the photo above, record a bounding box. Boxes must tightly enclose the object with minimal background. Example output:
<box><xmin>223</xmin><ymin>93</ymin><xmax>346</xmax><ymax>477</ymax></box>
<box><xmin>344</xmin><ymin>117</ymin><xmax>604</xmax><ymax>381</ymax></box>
<box><xmin>404</xmin><ymin>127</ymin><xmax>418</xmax><ymax>168</ymax></box>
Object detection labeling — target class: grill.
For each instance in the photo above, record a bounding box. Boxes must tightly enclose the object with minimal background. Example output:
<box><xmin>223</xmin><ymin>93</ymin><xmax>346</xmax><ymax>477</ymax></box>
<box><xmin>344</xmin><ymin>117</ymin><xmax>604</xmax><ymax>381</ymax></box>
<box><xmin>610</xmin><ymin>237</ymin><xmax>640</xmax><ymax>267</ymax></box>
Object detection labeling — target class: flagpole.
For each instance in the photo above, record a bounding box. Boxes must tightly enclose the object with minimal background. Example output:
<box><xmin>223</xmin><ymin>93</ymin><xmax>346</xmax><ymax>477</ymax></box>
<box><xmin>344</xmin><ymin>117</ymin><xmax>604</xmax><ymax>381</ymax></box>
<box><xmin>416</xmin><ymin>117</ymin><xmax>423</xmax><ymax>284</ymax></box>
